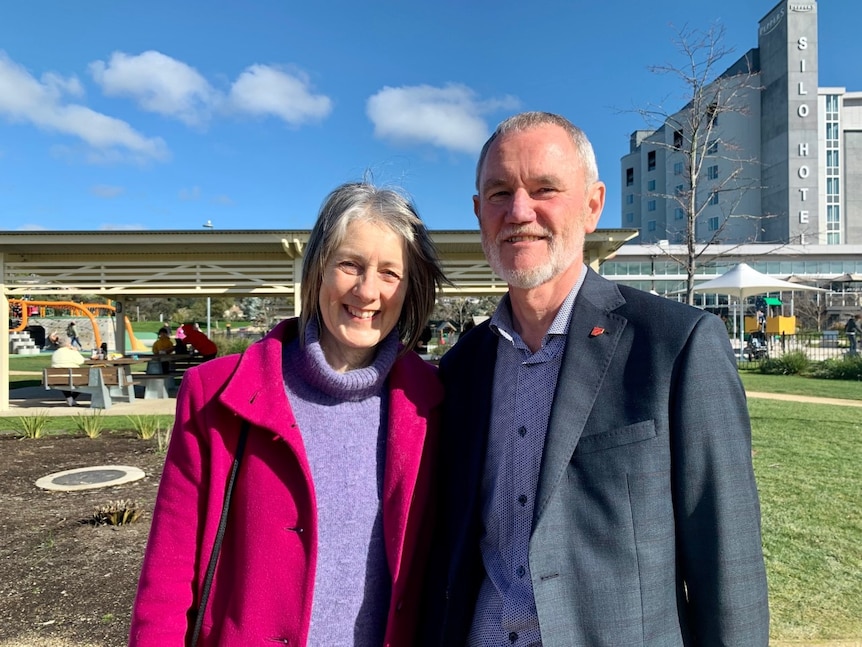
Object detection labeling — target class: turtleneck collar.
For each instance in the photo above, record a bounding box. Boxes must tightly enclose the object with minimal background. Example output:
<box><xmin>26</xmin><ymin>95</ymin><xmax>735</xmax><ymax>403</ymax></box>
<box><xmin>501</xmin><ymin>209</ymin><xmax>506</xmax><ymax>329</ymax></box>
<box><xmin>290</xmin><ymin>317</ymin><xmax>399</xmax><ymax>401</ymax></box>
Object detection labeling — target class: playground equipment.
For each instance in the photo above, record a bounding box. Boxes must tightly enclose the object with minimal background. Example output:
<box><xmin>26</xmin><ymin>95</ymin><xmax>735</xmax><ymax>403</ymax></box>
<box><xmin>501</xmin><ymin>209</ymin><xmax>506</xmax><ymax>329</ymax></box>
<box><xmin>8</xmin><ymin>299</ymin><xmax>147</xmax><ymax>351</ymax></box>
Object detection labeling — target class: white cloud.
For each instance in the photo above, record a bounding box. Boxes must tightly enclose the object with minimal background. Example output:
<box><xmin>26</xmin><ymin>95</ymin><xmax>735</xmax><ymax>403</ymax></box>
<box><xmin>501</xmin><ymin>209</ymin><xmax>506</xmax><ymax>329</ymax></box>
<box><xmin>211</xmin><ymin>194</ymin><xmax>234</xmax><ymax>206</ymax></box>
<box><xmin>0</xmin><ymin>51</ymin><xmax>169</xmax><ymax>164</ymax></box>
<box><xmin>16</xmin><ymin>223</ymin><xmax>49</xmax><ymax>231</ymax></box>
<box><xmin>89</xmin><ymin>51</ymin><xmax>217</xmax><ymax>127</ymax></box>
<box><xmin>366</xmin><ymin>84</ymin><xmax>519</xmax><ymax>154</ymax></box>
<box><xmin>227</xmin><ymin>64</ymin><xmax>332</xmax><ymax>125</ymax></box>
<box><xmin>90</xmin><ymin>184</ymin><xmax>125</xmax><ymax>198</ymax></box>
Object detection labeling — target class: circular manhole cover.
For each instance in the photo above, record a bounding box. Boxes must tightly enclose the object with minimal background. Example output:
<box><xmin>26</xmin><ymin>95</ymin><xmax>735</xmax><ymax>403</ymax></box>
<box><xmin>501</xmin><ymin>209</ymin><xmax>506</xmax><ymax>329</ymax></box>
<box><xmin>36</xmin><ymin>465</ymin><xmax>146</xmax><ymax>492</ymax></box>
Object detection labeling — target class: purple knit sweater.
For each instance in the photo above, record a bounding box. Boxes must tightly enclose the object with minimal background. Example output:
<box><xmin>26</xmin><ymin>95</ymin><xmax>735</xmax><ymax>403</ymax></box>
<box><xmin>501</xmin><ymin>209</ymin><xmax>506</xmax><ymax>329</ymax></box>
<box><xmin>283</xmin><ymin>318</ymin><xmax>398</xmax><ymax>646</ymax></box>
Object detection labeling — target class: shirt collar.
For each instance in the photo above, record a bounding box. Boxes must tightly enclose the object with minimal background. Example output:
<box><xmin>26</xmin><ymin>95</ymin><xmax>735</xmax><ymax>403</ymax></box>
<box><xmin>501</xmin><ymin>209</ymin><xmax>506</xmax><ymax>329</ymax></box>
<box><xmin>490</xmin><ymin>264</ymin><xmax>588</xmax><ymax>346</ymax></box>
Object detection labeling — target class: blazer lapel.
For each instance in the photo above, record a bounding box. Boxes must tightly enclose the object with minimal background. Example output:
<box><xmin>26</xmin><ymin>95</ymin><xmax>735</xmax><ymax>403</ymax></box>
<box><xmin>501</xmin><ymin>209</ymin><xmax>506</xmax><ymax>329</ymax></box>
<box><xmin>533</xmin><ymin>271</ymin><xmax>626</xmax><ymax>525</ymax></box>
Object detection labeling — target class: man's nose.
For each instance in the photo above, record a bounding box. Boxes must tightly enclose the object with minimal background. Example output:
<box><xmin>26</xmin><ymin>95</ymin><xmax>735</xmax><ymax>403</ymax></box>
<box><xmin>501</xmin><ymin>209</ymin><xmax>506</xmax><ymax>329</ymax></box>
<box><xmin>507</xmin><ymin>188</ymin><xmax>537</xmax><ymax>223</ymax></box>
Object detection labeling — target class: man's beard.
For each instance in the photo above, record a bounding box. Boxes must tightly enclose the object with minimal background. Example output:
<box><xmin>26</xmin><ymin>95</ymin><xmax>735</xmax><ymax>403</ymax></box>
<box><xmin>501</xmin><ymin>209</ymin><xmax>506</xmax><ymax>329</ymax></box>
<box><xmin>482</xmin><ymin>225</ymin><xmax>583</xmax><ymax>290</ymax></box>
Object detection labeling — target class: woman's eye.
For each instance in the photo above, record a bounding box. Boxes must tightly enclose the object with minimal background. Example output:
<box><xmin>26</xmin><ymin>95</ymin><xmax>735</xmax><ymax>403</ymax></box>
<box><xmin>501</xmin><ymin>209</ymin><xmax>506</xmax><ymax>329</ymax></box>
<box><xmin>380</xmin><ymin>270</ymin><xmax>401</xmax><ymax>282</ymax></box>
<box><xmin>338</xmin><ymin>261</ymin><xmax>360</xmax><ymax>275</ymax></box>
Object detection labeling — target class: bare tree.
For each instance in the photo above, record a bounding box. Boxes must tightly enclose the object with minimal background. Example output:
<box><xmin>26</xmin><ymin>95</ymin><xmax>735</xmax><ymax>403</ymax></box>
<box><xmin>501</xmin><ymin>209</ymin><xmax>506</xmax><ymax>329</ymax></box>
<box><xmin>634</xmin><ymin>24</ymin><xmax>764</xmax><ymax>304</ymax></box>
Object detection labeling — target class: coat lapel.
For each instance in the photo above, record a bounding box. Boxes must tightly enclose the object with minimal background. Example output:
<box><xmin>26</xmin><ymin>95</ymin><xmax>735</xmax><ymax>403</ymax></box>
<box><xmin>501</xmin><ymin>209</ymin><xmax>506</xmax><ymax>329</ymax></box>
<box><xmin>533</xmin><ymin>271</ymin><xmax>627</xmax><ymax>525</ymax></box>
<box><xmin>382</xmin><ymin>354</ymin><xmax>443</xmax><ymax>580</ymax></box>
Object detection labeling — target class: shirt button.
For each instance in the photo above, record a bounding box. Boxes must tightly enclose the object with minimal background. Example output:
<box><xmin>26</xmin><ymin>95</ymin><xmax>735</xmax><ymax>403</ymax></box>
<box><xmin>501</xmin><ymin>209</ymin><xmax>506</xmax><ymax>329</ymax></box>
<box><xmin>509</xmin><ymin>631</ymin><xmax>518</xmax><ymax>643</ymax></box>
<box><xmin>518</xmin><ymin>494</ymin><xmax>527</xmax><ymax>506</ymax></box>
<box><xmin>516</xmin><ymin>565</ymin><xmax>525</xmax><ymax>578</ymax></box>
<box><xmin>518</xmin><ymin>426</ymin><xmax>527</xmax><ymax>437</ymax></box>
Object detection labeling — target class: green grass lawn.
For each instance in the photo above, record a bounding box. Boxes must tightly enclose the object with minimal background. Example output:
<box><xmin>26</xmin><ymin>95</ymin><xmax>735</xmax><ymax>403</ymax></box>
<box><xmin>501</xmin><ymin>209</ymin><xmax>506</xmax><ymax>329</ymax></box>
<box><xmin>751</xmin><ymin>398</ymin><xmax>862</xmax><ymax>641</ymax></box>
<box><xmin>740</xmin><ymin>371</ymin><xmax>862</xmax><ymax>401</ymax></box>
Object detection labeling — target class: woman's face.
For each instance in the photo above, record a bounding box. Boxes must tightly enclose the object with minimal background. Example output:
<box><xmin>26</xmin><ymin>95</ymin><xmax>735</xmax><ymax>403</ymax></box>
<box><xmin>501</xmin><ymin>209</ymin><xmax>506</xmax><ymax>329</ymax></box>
<box><xmin>318</xmin><ymin>219</ymin><xmax>408</xmax><ymax>371</ymax></box>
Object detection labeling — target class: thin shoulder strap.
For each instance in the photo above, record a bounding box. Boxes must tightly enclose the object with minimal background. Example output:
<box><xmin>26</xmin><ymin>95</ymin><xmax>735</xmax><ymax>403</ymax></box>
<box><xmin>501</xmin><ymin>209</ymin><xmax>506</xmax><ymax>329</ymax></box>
<box><xmin>190</xmin><ymin>419</ymin><xmax>250</xmax><ymax>646</ymax></box>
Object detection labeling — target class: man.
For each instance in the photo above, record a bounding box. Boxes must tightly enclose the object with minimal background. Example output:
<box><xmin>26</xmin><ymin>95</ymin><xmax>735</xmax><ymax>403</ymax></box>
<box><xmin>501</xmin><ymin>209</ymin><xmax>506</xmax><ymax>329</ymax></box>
<box><xmin>422</xmin><ymin>112</ymin><xmax>769</xmax><ymax>646</ymax></box>
<box><xmin>846</xmin><ymin>313</ymin><xmax>860</xmax><ymax>356</ymax></box>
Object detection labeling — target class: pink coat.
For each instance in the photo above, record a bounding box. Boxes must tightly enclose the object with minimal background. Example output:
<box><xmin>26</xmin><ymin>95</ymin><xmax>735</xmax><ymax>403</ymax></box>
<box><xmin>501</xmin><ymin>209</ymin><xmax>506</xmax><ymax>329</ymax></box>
<box><xmin>129</xmin><ymin>319</ymin><xmax>442</xmax><ymax>646</ymax></box>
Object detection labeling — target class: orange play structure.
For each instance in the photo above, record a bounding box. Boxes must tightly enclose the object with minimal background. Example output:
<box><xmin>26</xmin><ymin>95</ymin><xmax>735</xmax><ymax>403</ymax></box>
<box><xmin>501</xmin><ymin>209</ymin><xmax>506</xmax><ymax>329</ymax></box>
<box><xmin>8</xmin><ymin>299</ymin><xmax>146</xmax><ymax>351</ymax></box>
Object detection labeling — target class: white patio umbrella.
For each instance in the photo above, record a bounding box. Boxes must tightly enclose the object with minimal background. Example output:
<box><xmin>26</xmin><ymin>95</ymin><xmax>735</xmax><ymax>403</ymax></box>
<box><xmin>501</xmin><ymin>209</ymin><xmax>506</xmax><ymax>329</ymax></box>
<box><xmin>692</xmin><ymin>262</ymin><xmax>827</xmax><ymax>356</ymax></box>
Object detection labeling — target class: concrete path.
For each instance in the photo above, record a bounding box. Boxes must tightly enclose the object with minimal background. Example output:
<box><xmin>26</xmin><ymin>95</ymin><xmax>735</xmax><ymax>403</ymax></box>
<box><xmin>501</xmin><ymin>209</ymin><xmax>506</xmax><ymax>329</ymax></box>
<box><xmin>746</xmin><ymin>391</ymin><xmax>862</xmax><ymax>408</ymax></box>
<box><xmin>0</xmin><ymin>385</ymin><xmax>177</xmax><ymax>417</ymax></box>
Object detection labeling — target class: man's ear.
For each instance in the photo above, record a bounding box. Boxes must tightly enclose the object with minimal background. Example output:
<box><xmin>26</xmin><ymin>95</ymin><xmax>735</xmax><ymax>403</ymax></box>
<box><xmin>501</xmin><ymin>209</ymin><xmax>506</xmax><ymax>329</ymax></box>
<box><xmin>584</xmin><ymin>181</ymin><xmax>606</xmax><ymax>233</ymax></box>
<box><xmin>473</xmin><ymin>195</ymin><xmax>480</xmax><ymax>219</ymax></box>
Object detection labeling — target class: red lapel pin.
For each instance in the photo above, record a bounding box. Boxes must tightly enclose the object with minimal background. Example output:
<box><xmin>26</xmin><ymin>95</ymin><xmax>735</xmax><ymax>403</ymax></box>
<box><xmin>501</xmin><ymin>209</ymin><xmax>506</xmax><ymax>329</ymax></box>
<box><xmin>589</xmin><ymin>326</ymin><xmax>606</xmax><ymax>338</ymax></box>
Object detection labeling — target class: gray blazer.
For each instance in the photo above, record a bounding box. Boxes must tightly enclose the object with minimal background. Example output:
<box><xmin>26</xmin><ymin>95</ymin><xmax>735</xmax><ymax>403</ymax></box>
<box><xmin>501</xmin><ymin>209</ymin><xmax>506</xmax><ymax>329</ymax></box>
<box><xmin>422</xmin><ymin>268</ymin><xmax>769</xmax><ymax>646</ymax></box>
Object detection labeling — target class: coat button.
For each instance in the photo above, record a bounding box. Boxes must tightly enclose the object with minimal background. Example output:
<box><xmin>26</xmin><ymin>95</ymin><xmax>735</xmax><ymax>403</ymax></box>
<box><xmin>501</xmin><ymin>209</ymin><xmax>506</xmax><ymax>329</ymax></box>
<box><xmin>509</xmin><ymin>631</ymin><xmax>518</xmax><ymax>642</ymax></box>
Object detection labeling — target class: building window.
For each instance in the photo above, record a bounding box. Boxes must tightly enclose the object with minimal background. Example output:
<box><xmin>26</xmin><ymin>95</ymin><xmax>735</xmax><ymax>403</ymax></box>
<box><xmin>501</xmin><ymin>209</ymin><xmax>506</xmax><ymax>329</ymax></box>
<box><xmin>673</xmin><ymin>161</ymin><xmax>683</xmax><ymax>176</ymax></box>
<box><xmin>648</xmin><ymin>220</ymin><xmax>657</xmax><ymax>232</ymax></box>
<box><xmin>647</xmin><ymin>180</ymin><xmax>656</xmax><ymax>191</ymax></box>
<box><xmin>674</xmin><ymin>207</ymin><xmax>685</xmax><ymax>220</ymax></box>
<box><xmin>626</xmin><ymin>167</ymin><xmax>634</xmax><ymax>186</ymax></box>
<box><xmin>826</xmin><ymin>123</ymin><xmax>839</xmax><ymax>140</ymax></box>
<box><xmin>647</xmin><ymin>151</ymin><xmax>656</xmax><ymax>171</ymax></box>
<box><xmin>675</xmin><ymin>184</ymin><xmax>684</xmax><ymax>195</ymax></box>
<box><xmin>707</xmin><ymin>140</ymin><xmax>719</xmax><ymax>154</ymax></box>
<box><xmin>709</xmin><ymin>191</ymin><xmax>719</xmax><ymax>206</ymax></box>
<box><xmin>708</xmin><ymin>216</ymin><xmax>720</xmax><ymax>231</ymax></box>
<box><xmin>707</xmin><ymin>103</ymin><xmax>719</xmax><ymax>127</ymax></box>
<box><xmin>707</xmin><ymin>165</ymin><xmax>719</xmax><ymax>180</ymax></box>
<box><xmin>827</xmin><ymin>178</ymin><xmax>840</xmax><ymax>195</ymax></box>
<box><xmin>647</xmin><ymin>200</ymin><xmax>657</xmax><ymax>212</ymax></box>
<box><xmin>626</xmin><ymin>212</ymin><xmax>634</xmax><ymax>223</ymax></box>
<box><xmin>626</xmin><ymin>194</ymin><xmax>634</xmax><ymax>204</ymax></box>
<box><xmin>827</xmin><ymin>150</ymin><xmax>839</xmax><ymax>168</ymax></box>
<box><xmin>673</xmin><ymin>129</ymin><xmax>683</xmax><ymax>149</ymax></box>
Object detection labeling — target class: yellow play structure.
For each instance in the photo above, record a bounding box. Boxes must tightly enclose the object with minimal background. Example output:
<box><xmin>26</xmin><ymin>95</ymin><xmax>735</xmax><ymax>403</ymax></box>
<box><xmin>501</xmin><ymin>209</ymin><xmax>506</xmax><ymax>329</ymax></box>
<box><xmin>9</xmin><ymin>299</ymin><xmax>147</xmax><ymax>351</ymax></box>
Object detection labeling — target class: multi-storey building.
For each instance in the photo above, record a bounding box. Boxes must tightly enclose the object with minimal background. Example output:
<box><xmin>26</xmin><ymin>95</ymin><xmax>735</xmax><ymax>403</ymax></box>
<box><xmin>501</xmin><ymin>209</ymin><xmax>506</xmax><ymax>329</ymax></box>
<box><xmin>621</xmin><ymin>0</ymin><xmax>862</xmax><ymax>246</ymax></box>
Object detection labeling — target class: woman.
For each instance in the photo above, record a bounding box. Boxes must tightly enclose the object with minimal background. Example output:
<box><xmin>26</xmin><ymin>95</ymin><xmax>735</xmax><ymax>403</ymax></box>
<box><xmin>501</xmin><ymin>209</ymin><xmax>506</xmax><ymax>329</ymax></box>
<box><xmin>129</xmin><ymin>182</ymin><xmax>446</xmax><ymax>646</ymax></box>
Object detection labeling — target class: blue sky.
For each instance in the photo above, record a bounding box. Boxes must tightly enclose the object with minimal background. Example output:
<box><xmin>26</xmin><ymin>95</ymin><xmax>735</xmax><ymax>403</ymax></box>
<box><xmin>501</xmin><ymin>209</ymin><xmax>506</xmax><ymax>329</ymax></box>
<box><xmin>1</xmin><ymin>1</ymin><xmax>859</xmax><ymax>232</ymax></box>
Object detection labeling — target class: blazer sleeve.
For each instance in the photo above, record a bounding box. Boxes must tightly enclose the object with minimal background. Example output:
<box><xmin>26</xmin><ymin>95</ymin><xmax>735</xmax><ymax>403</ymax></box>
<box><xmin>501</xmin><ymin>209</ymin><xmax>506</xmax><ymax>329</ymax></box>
<box><xmin>128</xmin><ymin>370</ymin><xmax>211</xmax><ymax>646</ymax></box>
<box><xmin>671</xmin><ymin>313</ymin><xmax>769</xmax><ymax>645</ymax></box>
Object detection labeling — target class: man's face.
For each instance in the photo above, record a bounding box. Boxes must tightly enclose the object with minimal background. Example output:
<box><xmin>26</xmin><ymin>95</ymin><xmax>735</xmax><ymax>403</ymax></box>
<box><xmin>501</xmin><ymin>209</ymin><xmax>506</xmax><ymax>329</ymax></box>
<box><xmin>473</xmin><ymin>124</ymin><xmax>605</xmax><ymax>290</ymax></box>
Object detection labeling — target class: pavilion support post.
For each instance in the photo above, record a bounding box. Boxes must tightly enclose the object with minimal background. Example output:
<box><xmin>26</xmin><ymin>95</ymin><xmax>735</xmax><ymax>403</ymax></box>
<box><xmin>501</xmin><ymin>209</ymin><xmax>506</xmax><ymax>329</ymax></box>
<box><xmin>1</xmin><ymin>253</ymin><xmax>9</xmax><ymax>411</ymax></box>
<box><xmin>114</xmin><ymin>299</ymin><xmax>127</xmax><ymax>356</ymax></box>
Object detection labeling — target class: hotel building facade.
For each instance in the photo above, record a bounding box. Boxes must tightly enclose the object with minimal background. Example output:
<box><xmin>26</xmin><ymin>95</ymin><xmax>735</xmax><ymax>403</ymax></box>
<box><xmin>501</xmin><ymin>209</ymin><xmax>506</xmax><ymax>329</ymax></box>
<box><xmin>620</xmin><ymin>0</ymin><xmax>862</xmax><ymax>247</ymax></box>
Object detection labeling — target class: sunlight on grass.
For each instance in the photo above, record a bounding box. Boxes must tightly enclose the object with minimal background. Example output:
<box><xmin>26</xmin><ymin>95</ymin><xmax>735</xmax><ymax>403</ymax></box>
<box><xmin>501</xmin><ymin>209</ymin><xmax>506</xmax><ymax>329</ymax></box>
<box><xmin>740</xmin><ymin>372</ymin><xmax>862</xmax><ymax>401</ymax></box>
<box><xmin>751</xmin><ymin>399</ymin><xmax>862</xmax><ymax>640</ymax></box>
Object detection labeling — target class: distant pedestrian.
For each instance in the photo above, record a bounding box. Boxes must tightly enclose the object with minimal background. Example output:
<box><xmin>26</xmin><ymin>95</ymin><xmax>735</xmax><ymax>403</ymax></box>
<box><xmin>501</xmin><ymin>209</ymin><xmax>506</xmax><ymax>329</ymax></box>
<box><xmin>225</xmin><ymin>322</ymin><xmax>232</xmax><ymax>337</ymax></box>
<box><xmin>846</xmin><ymin>313</ymin><xmax>860</xmax><ymax>356</ymax></box>
<box><xmin>66</xmin><ymin>321</ymin><xmax>82</xmax><ymax>350</ymax></box>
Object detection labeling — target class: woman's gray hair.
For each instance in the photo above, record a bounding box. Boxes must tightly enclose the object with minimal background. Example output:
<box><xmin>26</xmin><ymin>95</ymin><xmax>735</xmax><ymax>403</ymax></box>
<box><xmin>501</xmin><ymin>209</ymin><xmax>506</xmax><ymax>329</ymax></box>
<box><xmin>299</xmin><ymin>181</ymin><xmax>447</xmax><ymax>355</ymax></box>
<box><xmin>475</xmin><ymin>111</ymin><xmax>599</xmax><ymax>189</ymax></box>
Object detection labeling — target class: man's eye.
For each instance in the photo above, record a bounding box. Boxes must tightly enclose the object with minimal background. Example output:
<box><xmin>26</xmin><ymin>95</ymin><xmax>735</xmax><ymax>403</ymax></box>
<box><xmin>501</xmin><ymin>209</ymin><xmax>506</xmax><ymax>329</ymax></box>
<box><xmin>487</xmin><ymin>190</ymin><xmax>510</xmax><ymax>201</ymax></box>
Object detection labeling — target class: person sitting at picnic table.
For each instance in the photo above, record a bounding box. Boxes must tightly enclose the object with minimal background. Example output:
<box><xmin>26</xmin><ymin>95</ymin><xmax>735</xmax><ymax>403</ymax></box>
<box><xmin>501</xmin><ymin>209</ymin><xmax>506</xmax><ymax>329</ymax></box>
<box><xmin>179</xmin><ymin>323</ymin><xmax>217</xmax><ymax>360</ymax></box>
<box><xmin>151</xmin><ymin>327</ymin><xmax>175</xmax><ymax>356</ymax></box>
<box><xmin>51</xmin><ymin>336</ymin><xmax>86</xmax><ymax>406</ymax></box>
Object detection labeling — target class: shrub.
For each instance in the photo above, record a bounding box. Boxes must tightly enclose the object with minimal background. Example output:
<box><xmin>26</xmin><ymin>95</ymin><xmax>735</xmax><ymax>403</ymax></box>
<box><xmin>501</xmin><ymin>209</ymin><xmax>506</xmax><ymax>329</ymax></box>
<box><xmin>73</xmin><ymin>410</ymin><xmax>106</xmax><ymax>439</ymax></box>
<box><xmin>215</xmin><ymin>337</ymin><xmax>254</xmax><ymax>357</ymax></box>
<box><xmin>758</xmin><ymin>351</ymin><xmax>809</xmax><ymax>375</ymax></box>
<box><xmin>126</xmin><ymin>415</ymin><xmax>161</xmax><ymax>440</ymax></box>
<box><xmin>808</xmin><ymin>355</ymin><xmax>862</xmax><ymax>380</ymax></box>
<box><xmin>155</xmin><ymin>425</ymin><xmax>172</xmax><ymax>454</ymax></box>
<box><xmin>12</xmin><ymin>411</ymin><xmax>50</xmax><ymax>439</ymax></box>
<box><xmin>88</xmin><ymin>500</ymin><xmax>143</xmax><ymax>526</ymax></box>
